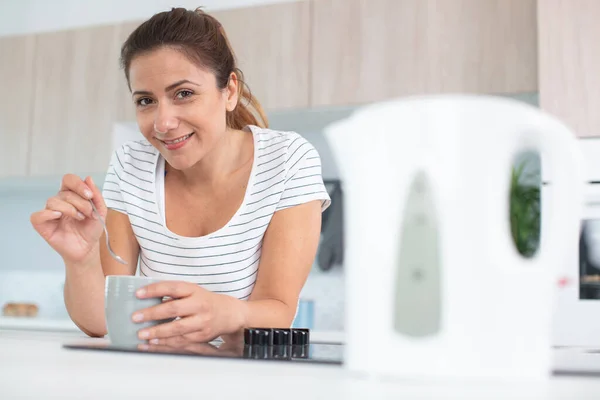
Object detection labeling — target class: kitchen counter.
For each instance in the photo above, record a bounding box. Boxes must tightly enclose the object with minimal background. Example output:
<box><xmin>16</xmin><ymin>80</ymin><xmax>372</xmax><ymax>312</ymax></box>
<box><xmin>0</xmin><ymin>316</ymin><xmax>80</xmax><ymax>332</ymax></box>
<box><xmin>2</xmin><ymin>329</ymin><xmax>600</xmax><ymax>399</ymax></box>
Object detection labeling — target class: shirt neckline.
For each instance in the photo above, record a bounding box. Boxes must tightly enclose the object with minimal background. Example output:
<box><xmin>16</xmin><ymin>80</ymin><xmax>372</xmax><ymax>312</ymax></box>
<box><xmin>150</xmin><ymin>125</ymin><xmax>259</xmax><ymax>243</ymax></box>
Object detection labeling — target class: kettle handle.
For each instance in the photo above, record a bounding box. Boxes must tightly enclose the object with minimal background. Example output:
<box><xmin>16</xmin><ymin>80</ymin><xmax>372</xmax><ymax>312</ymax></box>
<box><xmin>501</xmin><ymin>116</ymin><xmax>584</xmax><ymax>275</ymax></box>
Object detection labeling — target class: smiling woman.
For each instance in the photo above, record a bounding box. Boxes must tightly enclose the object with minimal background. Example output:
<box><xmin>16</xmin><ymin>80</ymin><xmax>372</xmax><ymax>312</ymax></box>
<box><xmin>29</xmin><ymin>7</ymin><xmax>331</xmax><ymax>345</ymax></box>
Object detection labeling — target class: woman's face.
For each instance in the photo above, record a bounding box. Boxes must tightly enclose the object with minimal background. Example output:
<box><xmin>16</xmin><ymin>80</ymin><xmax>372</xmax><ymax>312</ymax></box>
<box><xmin>128</xmin><ymin>46</ymin><xmax>238</xmax><ymax>171</ymax></box>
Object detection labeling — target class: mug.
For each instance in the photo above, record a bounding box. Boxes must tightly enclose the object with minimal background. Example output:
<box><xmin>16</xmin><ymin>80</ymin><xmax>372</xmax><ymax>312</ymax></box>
<box><xmin>105</xmin><ymin>275</ymin><xmax>166</xmax><ymax>347</ymax></box>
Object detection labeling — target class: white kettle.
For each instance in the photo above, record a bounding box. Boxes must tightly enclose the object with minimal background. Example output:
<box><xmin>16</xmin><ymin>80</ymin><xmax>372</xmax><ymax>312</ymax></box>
<box><xmin>324</xmin><ymin>94</ymin><xmax>585</xmax><ymax>380</ymax></box>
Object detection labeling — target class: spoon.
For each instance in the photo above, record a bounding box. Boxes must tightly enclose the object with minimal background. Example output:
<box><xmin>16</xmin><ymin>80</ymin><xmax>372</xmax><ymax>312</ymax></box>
<box><xmin>89</xmin><ymin>200</ymin><xmax>128</xmax><ymax>265</ymax></box>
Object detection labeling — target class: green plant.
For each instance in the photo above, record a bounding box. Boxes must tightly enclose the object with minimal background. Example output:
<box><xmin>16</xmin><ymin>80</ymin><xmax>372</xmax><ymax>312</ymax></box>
<box><xmin>510</xmin><ymin>160</ymin><xmax>541</xmax><ymax>258</ymax></box>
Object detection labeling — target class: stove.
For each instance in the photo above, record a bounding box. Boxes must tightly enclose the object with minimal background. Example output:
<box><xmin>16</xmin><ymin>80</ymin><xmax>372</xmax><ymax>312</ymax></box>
<box><xmin>61</xmin><ymin>328</ymin><xmax>600</xmax><ymax>377</ymax></box>
<box><xmin>63</xmin><ymin>328</ymin><xmax>344</xmax><ymax>365</ymax></box>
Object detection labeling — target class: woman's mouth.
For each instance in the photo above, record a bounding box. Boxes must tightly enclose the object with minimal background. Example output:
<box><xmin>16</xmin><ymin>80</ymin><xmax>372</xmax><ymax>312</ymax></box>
<box><xmin>159</xmin><ymin>133</ymin><xmax>194</xmax><ymax>150</ymax></box>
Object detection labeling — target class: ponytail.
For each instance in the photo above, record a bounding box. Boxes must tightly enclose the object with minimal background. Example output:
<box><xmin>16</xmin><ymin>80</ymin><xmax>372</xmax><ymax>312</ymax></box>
<box><xmin>227</xmin><ymin>68</ymin><xmax>269</xmax><ymax>130</ymax></box>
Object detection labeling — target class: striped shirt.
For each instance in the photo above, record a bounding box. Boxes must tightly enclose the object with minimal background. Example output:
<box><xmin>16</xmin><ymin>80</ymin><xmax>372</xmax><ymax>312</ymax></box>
<box><xmin>102</xmin><ymin>125</ymin><xmax>331</xmax><ymax>300</ymax></box>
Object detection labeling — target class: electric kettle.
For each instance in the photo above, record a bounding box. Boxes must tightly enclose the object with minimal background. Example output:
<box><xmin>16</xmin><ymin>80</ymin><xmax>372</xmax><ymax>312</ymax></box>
<box><xmin>324</xmin><ymin>94</ymin><xmax>584</xmax><ymax>380</ymax></box>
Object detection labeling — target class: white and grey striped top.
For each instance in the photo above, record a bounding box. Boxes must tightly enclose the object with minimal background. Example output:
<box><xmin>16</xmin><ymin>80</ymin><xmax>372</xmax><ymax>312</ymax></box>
<box><xmin>102</xmin><ymin>125</ymin><xmax>331</xmax><ymax>300</ymax></box>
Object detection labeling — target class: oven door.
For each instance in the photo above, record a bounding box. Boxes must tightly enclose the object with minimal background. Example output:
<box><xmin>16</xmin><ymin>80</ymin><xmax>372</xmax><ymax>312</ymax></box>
<box><xmin>551</xmin><ymin>183</ymin><xmax>600</xmax><ymax>347</ymax></box>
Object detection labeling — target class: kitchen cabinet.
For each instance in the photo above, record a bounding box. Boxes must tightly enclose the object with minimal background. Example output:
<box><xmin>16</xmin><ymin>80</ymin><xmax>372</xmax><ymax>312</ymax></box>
<box><xmin>310</xmin><ymin>0</ymin><xmax>538</xmax><ymax>107</ymax></box>
<box><xmin>1</xmin><ymin>0</ymin><xmax>546</xmax><ymax>179</ymax></box>
<box><xmin>212</xmin><ymin>1</ymin><xmax>311</xmax><ymax>111</ymax></box>
<box><xmin>28</xmin><ymin>25</ymin><xmax>122</xmax><ymax>177</ymax></box>
<box><xmin>538</xmin><ymin>0</ymin><xmax>600</xmax><ymax>138</ymax></box>
<box><xmin>114</xmin><ymin>21</ymin><xmax>141</xmax><ymax>123</ymax></box>
<box><xmin>0</xmin><ymin>34</ymin><xmax>36</xmax><ymax>178</ymax></box>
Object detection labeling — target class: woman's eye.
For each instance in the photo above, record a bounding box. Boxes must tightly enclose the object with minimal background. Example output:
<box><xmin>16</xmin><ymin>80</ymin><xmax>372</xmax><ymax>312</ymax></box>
<box><xmin>136</xmin><ymin>97</ymin><xmax>153</xmax><ymax>107</ymax></box>
<box><xmin>176</xmin><ymin>90</ymin><xmax>193</xmax><ymax>99</ymax></box>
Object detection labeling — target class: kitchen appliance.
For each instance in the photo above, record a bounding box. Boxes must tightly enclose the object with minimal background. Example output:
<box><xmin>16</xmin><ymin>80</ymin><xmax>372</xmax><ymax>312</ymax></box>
<box><xmin>324</xmin><ymin>94</ymin><xmax>585</xmax><ymax>380</ymax></box>
<box><xmin>549</xmin><ymin>138</ymin><xmax>600</xmax><ymax>347</ymax></box>
<box><xmin>64</xmin><ymin>328</ymin><xmax>345</xmax><ymax>365</ymax></box>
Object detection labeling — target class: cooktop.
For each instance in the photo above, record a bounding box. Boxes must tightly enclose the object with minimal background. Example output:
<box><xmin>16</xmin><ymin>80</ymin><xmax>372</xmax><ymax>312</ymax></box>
<box><xmin>63</xmin><ymin>328</ymin><xmax>344</xmax><ymax>365</ymax></box>
<box><xmin>63</xmin><ymin>327</ymin><xmax>600</xmax><ymax>377</ymax></box>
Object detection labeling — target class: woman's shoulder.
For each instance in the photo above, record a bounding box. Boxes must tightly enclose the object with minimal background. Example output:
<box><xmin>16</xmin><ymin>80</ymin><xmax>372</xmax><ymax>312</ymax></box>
<box><xmin>247</xmin><ymin>125</ymin><xmax>331</xmax><ymax>212</ymax></box>
<box><xmin>250</xmin><ymin>126</ymin><xmax>320</xmax><ymax>166</ymax></box>
<box><xmin>110</xmin><ymin>139</ymin><xmax>159</xmax><ymax>173</ymax></box>
<box><xmin>114</xmin><ymin>138</ymin><xmax>159</xmax><ymax>158</ymax></box>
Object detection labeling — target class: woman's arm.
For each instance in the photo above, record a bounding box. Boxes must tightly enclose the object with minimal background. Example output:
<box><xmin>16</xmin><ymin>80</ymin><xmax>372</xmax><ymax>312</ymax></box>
<box><xmin>132</xmin><ymin>200</ymin><xmax>323</xmax><ymax>344</ymax></box>
<box><xmin>64</xmin><ymin>209</ymin><xmax>139</xmax><ymax>337</ymax></box>
<box><xmin>238</xmin><ymin>199</ymin><xmax>323</xmax><ymax>328</ymax></box>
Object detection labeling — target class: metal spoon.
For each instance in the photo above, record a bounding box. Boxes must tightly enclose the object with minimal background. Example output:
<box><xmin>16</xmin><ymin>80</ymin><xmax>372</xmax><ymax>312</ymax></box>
<box><xmin>89</xmin><ymin>200</ymin><xmax>128</xmax><ymax>265</ymax></box>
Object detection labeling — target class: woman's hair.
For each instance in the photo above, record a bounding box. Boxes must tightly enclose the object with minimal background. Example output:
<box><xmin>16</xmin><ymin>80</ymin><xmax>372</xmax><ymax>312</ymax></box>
<box><xmin>120</xmin><ymin>7</ymin><xmax>268</xmax><ymax>129</ymax></box>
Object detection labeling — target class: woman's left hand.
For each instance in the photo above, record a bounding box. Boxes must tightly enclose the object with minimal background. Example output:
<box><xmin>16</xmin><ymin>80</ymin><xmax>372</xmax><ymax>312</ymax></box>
<box><xmin>132</xmin><ymin>281</ymin><xmax>246</xmax><ymax>345</ymax></box>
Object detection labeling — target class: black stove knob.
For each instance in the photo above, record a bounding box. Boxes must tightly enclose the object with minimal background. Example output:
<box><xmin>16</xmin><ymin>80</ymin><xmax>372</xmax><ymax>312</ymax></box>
<box><xmin>291</xmin><ymin>328</ymin><xmax>310</xmax><ymax>346</ymax></box>
<box><xmin>272</xmin><ymin>328</ymin><xmax>291</xmax><ymax>345</ymax></box>
<box><xmin>243</xmin><ymin>328</ymin><xmax>253</xmax><ymax>345</ymax></box>
<box><xmin>244</xmin><ymin>328</ymin><xmax>273</xmax><ymax>346</ymax></box>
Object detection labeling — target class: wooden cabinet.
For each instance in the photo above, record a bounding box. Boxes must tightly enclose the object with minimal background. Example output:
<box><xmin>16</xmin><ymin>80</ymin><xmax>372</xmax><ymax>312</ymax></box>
<box><xmin>1</xmin><ymin>0</ymin><xmax>549</xmax><ymax>179</ymax></box>
<box><xmin>310</xmin><ymin>0</ymin><xmax>538</xmax><ymax>107</ymax></box>
<box><xmin>28</xmin><ymin>25</ymin><xmax>122</xmax><ymax>176</ymax></box>
<box><xmin>212</xmin><ymin>1</ymin><xmax>311</xmax><ymax>111</ymax></box>
<box><xmin>114</xmin><ymin>21</ymin><xmax>141</xmax><ymax>123</ymax></box>
<box><xmin>0</xmin><ymin>35</ymin><xmax>36</xmax><ymax>178</ymax></box>
<box><xmin>538</xmin><ymin>0</ymin><xmax>600</xmax><ymax>138</ymax></box>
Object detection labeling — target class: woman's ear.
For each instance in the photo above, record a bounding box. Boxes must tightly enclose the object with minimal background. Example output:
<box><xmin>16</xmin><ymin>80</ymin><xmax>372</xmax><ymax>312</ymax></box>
<box><xmin>225</xmin><ymin>72</ymin><xmax>239</xmax><ymax>112</ymax></box>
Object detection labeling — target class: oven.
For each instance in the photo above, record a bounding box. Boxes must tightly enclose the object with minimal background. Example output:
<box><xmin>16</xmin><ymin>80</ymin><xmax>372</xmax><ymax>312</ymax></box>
<box><xmin>546</xmin><ymin>137</ymin><xmax>600</xmax><ymax>347</ymax></box>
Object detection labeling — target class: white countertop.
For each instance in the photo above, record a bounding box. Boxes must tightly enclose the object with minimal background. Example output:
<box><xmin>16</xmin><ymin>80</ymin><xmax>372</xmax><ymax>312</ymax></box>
<box><xmin>2</xmin><ymin>329</ymin><xmax>600</xmax><ymax>399</ymax></box>
<box><xmin>0</xmin><ymin>316</ymin><xmax>80</xmax><ymax>332</ymax></box>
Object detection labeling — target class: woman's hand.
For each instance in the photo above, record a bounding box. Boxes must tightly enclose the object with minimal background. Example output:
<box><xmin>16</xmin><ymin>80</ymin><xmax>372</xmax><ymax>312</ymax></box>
<box><xmin>30</xmin><ymin>174</ymin><xmax>105</xmax><ymax>264</ymax></box>
<box><xmin>132</xmin><ymin>281</ymin><xmax>247</xmax><ymax>344</ymax></box>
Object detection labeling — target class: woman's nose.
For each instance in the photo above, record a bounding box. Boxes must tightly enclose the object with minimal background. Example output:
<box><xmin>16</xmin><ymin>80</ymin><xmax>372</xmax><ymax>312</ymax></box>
<box><xmin>153</xmin><ymin>105</ymin><xmax>179</xmax><ymax>134</ymax></box>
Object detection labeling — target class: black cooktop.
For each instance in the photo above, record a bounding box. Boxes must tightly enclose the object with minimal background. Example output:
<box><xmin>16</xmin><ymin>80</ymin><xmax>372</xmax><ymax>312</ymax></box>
<box><xmin>63</xmin><ymin>328</ymin><xmax>344</xmax><ymax>365</ymax></box>
<box><xmin>63</xmin><ymin>329</ymin><xmax>600</xmax><ymax>377</ymax></box>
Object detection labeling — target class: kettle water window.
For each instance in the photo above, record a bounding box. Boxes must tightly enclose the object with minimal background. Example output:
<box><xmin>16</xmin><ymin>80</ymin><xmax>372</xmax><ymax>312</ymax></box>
<box><xmin>394</xmin><ymin>170</ymin><xmax>441</xmax><ymax>337</ymax></box>
<box><xmin>509</xmin><ymin>151</ymin><xmax>541</xmax><ymax>258</ymax></box>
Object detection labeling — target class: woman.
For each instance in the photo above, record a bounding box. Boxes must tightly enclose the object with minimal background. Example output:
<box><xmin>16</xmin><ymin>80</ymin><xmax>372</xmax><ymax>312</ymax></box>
<box><xmin>30</xmin><ymin>7</ymin><xmax>330</xmax><ymax>346</ymax></box>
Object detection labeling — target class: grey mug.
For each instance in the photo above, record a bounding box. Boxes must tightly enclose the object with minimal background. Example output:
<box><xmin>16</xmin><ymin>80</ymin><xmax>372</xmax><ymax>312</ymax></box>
<box><xmin>105</xmin><ymin>275</ymin><xmax>167</xmax><ymax>347</ymax></box>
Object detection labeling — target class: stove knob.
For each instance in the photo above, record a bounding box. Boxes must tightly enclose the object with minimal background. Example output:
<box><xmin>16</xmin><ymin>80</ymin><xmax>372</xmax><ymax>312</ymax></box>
<box><xmin>244</xmin><ymin>328</ymin><xmax>273</xmax><ymax>346</ymax></box>
<box><xmin>291</xmin><ymin>328</ymin><xmax>310</xmax><ymax>346</ymax></box>
<box><xmin>243</xmin><ymin>328</ymin><xmax>253</xmax><ymax>345</ymax></box>
<box><xmin>272</xmin><ymin>328</ymin><xmax>291</xmax><ymax>345</ymax></box>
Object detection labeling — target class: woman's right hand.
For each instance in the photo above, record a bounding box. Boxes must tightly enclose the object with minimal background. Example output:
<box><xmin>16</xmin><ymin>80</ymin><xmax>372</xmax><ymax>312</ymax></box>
<box><xmin>30</xmin><ymin>174</ymin><xmax>106</xmax><ymax>265</ymax></box>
